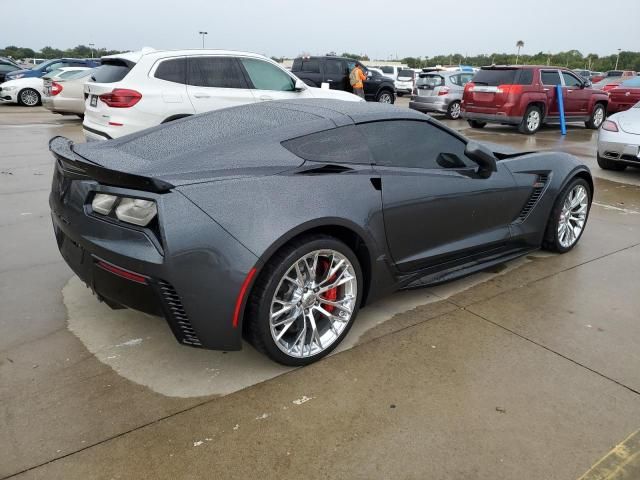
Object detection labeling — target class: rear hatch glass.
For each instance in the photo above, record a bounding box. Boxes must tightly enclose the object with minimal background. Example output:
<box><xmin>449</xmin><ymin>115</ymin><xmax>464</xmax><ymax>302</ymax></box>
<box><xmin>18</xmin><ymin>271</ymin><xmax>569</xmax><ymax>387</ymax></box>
<box><xmin>90</xmin><ymin>59</ymin><xmax>134</xmax><ymax>83</ymax></box>
<box><xmin>397</xmin><ymin>70</ymin><xmax>414</xmax><ymax>81</ymax></box>
<box><xmin>468</xmin><ymin>68</ymin><xmax>529</xmax><ymax>109</ymax></box>
<box><xmin>472</xmin><ymin>68</ymin><xmax>518</xmax><ymax>86</ymax></box>
<box><xmin>416</xmin><ymin>74</ymin><xmax>443</xmax><ymax>96</ymax></box>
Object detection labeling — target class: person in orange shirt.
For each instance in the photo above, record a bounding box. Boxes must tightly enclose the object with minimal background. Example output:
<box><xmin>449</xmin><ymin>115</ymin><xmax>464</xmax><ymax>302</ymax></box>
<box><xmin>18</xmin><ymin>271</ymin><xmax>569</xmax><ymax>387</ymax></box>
<box><xmin>349</xmin><ymin>64</ymin><xmax>367</xmax><ymax>99</ymax></box>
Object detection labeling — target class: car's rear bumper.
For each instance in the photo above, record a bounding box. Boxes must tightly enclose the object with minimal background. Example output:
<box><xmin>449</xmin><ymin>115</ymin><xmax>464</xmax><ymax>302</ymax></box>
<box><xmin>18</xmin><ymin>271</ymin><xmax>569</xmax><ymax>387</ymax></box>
<box><xmin>410</xmin><ymin>95</ymin><xmax>452</xmax><ymax>113</ymax></box>
<box><xmin>461</xmin><ymin>110</ymin><xmax>522</xmax><ymax>125</ymax></box>
<box><xmin>49</xmin><ymin>161</ymin><xmax>259</xmax><ymax>351</ymax></box>
<box><xmin>43</xmin><ymin>96</ymin><xmax>85</xmax><ymax>115</ymax></box>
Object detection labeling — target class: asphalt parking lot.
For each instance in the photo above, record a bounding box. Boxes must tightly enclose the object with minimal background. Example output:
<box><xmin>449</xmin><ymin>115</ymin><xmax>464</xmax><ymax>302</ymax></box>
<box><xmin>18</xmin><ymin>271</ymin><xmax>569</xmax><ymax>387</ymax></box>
<box><xmin>2</xmin><ymin>98</ymin><xmax>640</xmax><ymax>479</ymax></box>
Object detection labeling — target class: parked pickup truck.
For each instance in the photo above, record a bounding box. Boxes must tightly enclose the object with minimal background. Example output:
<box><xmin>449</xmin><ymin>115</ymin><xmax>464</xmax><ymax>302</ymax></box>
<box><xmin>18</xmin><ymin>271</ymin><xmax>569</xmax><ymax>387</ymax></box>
<box><xmin>461</xmin><ymin>65</ymin><xmax>609</xmax><ymax>134</ymax></box>
<box><xmin>292</xmin><ymin>56</ymin><xmax>396</xmax><ymax>103</ymax></box>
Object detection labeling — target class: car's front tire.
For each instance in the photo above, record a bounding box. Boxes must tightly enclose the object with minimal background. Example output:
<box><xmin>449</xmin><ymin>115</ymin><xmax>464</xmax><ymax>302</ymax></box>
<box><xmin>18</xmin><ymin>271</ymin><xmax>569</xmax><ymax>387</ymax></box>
<box><xmin>246</xmin><ymin>235</ymin><xmax>362</xmax><ymax>366</ymax></box>
<box><xmin>18</xmin><ymin>88</ymin><xmax>41</xmax><ymax>107</ymax></box>
<box><xmin>597</xmin><ymin>154</ymin><xmax>627</xmax><ymax>171</ymax></box>
<box><xmin>376</xmin><ymin>90</ymin><xmax>395</xmax><ymax>104</ymax></box>
<box><xmin>543</xmin><ymin>178</ymin><xmax>591</xmax><ymax>253</ymax></box>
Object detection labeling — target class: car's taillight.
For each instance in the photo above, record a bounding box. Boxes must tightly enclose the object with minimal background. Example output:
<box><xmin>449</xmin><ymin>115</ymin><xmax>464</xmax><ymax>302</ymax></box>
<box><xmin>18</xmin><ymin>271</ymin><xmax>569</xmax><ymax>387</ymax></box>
<box><xmin>51</xmin><ymin>82</ymin><xmax>63</xmax><ymax>96</ymax></box>
<box><xmin>438</xmin><ymin>86</ymin><xmax>450</xmax><ymax>96</ymax></box>
<box><xmin>99</xmin><ymin>89</ymin><xmax>142</xmax><ymax>108</ymax></box>
<box><xmin>464</xmin><ymin>82</ymin><xmax>475</xmax><ymax>94</ymax></box>
<box><xmin>496</xmin><ymin>84</ymin><xmax>522</xmax><ymax>95</ymax></box>
<box><xmin>601</xmin><ymin>120</ymin><xmax>618</xmax><ymax>132</ymax></box>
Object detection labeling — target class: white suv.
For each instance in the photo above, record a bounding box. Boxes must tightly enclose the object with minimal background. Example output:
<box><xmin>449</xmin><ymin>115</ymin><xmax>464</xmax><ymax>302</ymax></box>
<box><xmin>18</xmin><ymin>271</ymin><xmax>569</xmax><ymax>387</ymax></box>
<box><xmin>83</xmin><ymin>48</ymin><xmax>362</xmax><ymax>141</ymax></box>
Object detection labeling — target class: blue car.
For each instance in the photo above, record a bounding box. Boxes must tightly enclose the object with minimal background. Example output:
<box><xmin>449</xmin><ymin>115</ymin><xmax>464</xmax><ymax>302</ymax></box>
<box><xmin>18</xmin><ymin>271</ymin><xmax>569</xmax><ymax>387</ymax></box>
<box><xmin>5</xmin><ymin>58</ymin><xmax>100</xmax><ymax>81</ymax></box>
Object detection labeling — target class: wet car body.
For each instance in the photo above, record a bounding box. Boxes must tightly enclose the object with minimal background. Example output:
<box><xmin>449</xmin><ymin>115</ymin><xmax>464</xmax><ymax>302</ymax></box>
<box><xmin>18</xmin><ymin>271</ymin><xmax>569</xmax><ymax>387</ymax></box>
<box><xmin>49</xmin><ymin>99</ymin><xmax>592</xmax><ymax>358</ymax></box>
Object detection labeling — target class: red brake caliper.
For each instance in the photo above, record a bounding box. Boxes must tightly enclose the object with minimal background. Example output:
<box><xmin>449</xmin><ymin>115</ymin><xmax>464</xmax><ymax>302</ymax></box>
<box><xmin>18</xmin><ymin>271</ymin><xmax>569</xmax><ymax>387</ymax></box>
<box><xmin>320</xmin><ymin>259</ymin><xmax>337</xmax><ymax>313</ymax></box>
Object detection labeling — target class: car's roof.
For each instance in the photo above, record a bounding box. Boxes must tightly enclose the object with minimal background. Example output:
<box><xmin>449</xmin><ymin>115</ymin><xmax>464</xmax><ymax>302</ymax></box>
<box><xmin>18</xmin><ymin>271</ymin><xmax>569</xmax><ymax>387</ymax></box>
<box><xmin>102</xmin><ymin>47</ymin><xmax>272</xmax><ymax>63</ymax></box>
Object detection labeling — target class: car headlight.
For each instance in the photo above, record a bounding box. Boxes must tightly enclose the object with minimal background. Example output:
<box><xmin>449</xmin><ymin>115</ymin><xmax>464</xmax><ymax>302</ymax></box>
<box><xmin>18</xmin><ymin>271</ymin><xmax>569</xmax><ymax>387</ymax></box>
<box><xmin>91</xmin><ymin>194</ymin><xmax>157</xmax><ymax>226</ymax></box>
<box><xmin>92</xmin><ymin>193</ymin><xmax>118</xmax><ymax>214</ymax></box>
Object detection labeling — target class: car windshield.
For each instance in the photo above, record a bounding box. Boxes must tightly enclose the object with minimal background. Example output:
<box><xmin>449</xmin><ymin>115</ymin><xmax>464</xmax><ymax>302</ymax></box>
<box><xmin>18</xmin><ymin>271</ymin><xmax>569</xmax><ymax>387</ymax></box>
<box><xmin>380</xmin><ymin>66</ymin><xmax>395</xmax><ymax>74</ymax></box>
<box><xmin>621</xmin><ymin>77</ymin><xmax>640</xmax><ymax>87</ymax></box>
<box><xmin>43</xmin><ymin>68</ymin><xmax>65</xmax><ymax>78</ymax></box>
<box><xmin>32</xmin><ymin>60</ymin><xmax>58</xmax><ymax>72</ymax></box>
<box><xmin>417</xmin><ymin>75</ymin><xmax>444</xmax><ymax>87</ymax></box>
<box><xmin>472</xmin><ymin>68</ymin><xmax>518</xmax><ymax>86</ymax></box>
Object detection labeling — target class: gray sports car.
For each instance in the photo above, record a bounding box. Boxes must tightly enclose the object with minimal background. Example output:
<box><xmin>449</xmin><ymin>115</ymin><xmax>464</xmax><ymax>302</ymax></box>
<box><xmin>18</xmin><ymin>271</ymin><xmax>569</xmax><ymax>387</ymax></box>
<box><xmin>49</xmin><ymin>99</ymin><xmax>593</xmax><ymax>365</ymax></box>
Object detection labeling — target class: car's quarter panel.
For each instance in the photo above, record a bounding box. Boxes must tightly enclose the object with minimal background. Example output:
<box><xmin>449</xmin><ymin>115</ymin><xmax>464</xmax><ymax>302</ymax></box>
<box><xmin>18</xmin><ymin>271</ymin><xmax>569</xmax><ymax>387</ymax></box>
<box><xmin>178</xmin><ymin>169</ymin><xmax>396</xmax><ymax>305</ymax></box>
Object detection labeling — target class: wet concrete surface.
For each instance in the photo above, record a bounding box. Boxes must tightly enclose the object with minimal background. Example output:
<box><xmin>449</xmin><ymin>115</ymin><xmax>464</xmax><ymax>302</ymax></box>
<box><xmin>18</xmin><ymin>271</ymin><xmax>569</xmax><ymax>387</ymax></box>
<box><xmin>1</xmin><ymin>103</ymin><xmax>640</xmax><ymax>479</ymax></box>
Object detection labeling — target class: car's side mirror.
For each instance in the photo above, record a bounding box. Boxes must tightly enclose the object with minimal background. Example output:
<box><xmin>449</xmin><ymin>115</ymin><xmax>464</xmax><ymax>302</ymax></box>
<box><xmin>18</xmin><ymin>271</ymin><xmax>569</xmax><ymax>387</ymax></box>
<box><xmin>582</xmin><ymin>81</ymin><xmax>591</xmax><ymax>88</ymax></box>
<box><xmin>294</xmin><ymin>79</ymin><xmax>306</xmax><ymax>91</ymax></box>
<box><xmin>465</xmin><ymin>141</ymin><xmax>497</xmax><ymax>175</ymax></box>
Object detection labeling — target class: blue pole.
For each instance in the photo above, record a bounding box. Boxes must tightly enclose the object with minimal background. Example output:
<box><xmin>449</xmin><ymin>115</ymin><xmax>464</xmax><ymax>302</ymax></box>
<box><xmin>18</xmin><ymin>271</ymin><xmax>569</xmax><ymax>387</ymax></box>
<box><xmin>556</xmin><ymin>84</ymin><xmax>567</xmax><ymax>135</ymax></box>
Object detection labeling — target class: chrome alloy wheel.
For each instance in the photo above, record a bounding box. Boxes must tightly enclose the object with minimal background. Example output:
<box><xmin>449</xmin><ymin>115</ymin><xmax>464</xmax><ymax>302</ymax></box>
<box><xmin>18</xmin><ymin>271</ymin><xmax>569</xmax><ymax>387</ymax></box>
<box><xmin>449</xmin><ymin>102</ymin><xmax>461</xmax><ymax>119</ymax></box>
<box><xmin>558</xmin><ymin>184</ymin><xmax>589</xmax><ymax>248</ymax></box>
<box><xmin>20</xmin><ymin>89</ymin><xmax>39</xmax><ymax>106</ymax></box>
<box><xmin>527</xmin><ymin>109</ymin><xmax>541</xmax><ymax>132</ymax></box>
<box><xmin>269</xmin><ymin>249</ymin><xmax>358</xmax><ymax>358</ymax></box>
<box><xmin>378</xmin><ymin>92</ymin><xmax>393</xmax><ymax>103</ymax></box>
<box><xmin>592</xmin><ymin>106</ymin><xmax>604</xmax><ymax>128</ymax></box>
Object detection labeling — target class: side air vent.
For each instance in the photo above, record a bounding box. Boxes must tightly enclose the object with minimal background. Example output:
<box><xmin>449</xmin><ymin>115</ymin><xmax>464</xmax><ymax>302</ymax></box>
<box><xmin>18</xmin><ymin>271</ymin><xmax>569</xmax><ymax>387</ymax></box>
<box><xmin>297</xmin><ymin>164</ymin><xmax>354</xmax><ymax>175</ymax></box>
<box><xmin>515</xmin><ymin>174</ymin><xmax>549</xmax><ymax>223</ymax></box>
<box><xmin>157</xmin><ymin>280</ymin><xmax>202</xmax><ymax>347</ymax></box>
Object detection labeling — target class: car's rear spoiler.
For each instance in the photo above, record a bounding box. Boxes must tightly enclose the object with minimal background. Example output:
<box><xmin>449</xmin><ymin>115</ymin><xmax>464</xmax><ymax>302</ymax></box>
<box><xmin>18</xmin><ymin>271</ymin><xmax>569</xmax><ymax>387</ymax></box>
<box><xmin>49</xmin><ymin>136</ymin><xmax>174</xmax><ymax>193</ymax></box>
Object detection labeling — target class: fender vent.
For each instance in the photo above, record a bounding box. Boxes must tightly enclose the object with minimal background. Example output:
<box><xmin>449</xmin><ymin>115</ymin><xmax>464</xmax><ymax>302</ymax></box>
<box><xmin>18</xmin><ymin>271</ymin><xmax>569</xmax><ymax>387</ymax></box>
<box><xmin>157</xmin><ymin>280</ymin><xmax>202</xmax><ymax>347</ymax></box>
<box><xmin>297</xmin><ymin>164</ymin><xmax>354</xmax><ymax>175</ymax></box>
<box><xmin>515</xmin><ymin>174</ymin><xmax>549</xmax><ymax>223</ymax></box>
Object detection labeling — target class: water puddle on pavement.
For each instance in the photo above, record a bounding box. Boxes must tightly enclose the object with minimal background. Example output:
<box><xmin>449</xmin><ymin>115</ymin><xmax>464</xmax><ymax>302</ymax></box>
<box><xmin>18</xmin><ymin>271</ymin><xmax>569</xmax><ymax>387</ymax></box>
<box><xmin>62</xmin><ymin>255</ymin><xmax>531</xmax><ymax>399</ymax></box>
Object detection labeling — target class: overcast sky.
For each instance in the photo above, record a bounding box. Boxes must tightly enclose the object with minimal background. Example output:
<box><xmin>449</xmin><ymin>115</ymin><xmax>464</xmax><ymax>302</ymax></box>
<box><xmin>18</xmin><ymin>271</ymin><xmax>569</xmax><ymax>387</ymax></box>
<box><xmin>4</xmin><ymin>0</ymin><xmax>639</xmax><ymax>59</ymax></box>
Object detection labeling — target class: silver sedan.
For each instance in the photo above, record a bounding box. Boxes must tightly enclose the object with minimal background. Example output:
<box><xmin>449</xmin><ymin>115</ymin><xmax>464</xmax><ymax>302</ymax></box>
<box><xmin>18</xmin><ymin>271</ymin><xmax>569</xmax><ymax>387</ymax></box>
<box><xmin>597</xmin><ymin>102</ymin><xmax>640</xmax><ymax>171</ymax></box>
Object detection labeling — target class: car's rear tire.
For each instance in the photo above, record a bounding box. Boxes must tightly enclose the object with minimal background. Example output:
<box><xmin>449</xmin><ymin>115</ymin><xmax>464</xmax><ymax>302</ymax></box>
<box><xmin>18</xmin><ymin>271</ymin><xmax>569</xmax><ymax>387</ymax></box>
<box><xmin>18</xmin><ymin>88</ymin><xmax>40</xmax><ymax>107</ymax></box>
<box><xmin>245</xmin><ymin>234</ymin><xmax>362</xmax><ymax>366</ymax></box>
<box><xmin>585</xmin><ymin>103</ymin><xmax>606</xmax><ymax>129</ymax></box>
<box><xmin>519</xmin><ymin>105</ymin><xmax>542</xmax><ymax>134</ymax></box>
<box><xmin>397</xmin><ymin>92</ymin><xmax>404</xmax><ymax>97</ymax></box>
<box><xmin>542</xmin><ymin>177</ymin><xmax>591</xmax><ymax>253</ymax></box>
<box><xmin>597</xmin><ymin>154</ymin><xmax>627</xmax><ymax>171</ymax></box>
<box><xmin>376</xmin><ymin>90</ymin><xmax>395</xmax><ymax>104</ymax></box>
<box><xmin>446</xmin><ymin>100</ymin><xmax>462</xmax><ymax>120</ymax></box>
<box><xmin>468</xmin><ymin>119</ymin><xmax>486</xmax><ymax>129</ymax></box>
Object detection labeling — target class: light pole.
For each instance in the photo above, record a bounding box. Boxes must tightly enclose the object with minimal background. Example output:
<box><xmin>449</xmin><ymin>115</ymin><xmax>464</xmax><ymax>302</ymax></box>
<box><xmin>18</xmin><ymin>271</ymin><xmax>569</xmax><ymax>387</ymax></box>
<box><xmin>89</xmin><ymin>43</ymin><xmax>95</xmax><ymax>59</ymax></box>
<box><xmin>199</xmin><ymin>31</ymin><xmax>208</xmax><ymax>49</ymax></box>
<box><xmin>615</xmin><ymin>48</ymin><xmax>621</xmax><ymax>70</ymax></box>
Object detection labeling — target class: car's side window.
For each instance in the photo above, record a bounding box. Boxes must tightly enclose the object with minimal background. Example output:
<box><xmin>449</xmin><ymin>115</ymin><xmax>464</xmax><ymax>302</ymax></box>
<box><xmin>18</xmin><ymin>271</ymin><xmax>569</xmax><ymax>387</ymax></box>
<box><xmin>541</xmin><ymin>70</ymin><xmax>561</xmax><ymax>86</ymax></box>
<box><xmin>300</xmin><ymin>59</ymin><xmax>320</xmax><ymax>73</ymax></box>
<box><xmin>155</xmin><ymin>58</ymin><xmax>186</xmax><ymax>84</ymax></box>
<box><xmin>325</xmin><ymin>59</ymin><xmax>344</xmax><ymax>75</ymax></box>
<box><xmin>281</xmin><ymin>126</ymin><xmax>372</xmax><ymax>164</ymax></box>
<box><xmin>187</xmin><ymin>57</ymin><xmax>248</xmax><ymax>89</ymax></box>
<box><xmin>460</xmin><ymin>73</ymin><xmax>474</xmax><ymax>85</ymax></box>
<box><xmin>562</xmin><ymin>72</ymin><xmax>582</xmax><ymax>88</ymax></box>
<box><xmin>358</xmin><ymin>120</ymin><xmax>474</xmax><ymax>170</ymax></box>
<box><xmin>239</xmin><ymin>58</ymin><xmax>295</xmax><ymax>91</ymax></box>
<box><xmin>450</xmin><ymin>75</ymin><xmax>459</xmax><ymax>86</ymax></box>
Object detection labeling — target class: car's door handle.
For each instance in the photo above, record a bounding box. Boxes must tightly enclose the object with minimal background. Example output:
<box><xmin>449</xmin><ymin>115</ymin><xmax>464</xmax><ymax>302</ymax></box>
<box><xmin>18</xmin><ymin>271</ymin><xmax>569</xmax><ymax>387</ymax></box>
<box><xmin>259</xmin><ymin>95</ymin><xmax>273</xmax><ymax>101</ymax></box>
<box><xmin>193</xmin><ymin>93</ymin><xmax>210</xmax><ymax>98</ymax></box>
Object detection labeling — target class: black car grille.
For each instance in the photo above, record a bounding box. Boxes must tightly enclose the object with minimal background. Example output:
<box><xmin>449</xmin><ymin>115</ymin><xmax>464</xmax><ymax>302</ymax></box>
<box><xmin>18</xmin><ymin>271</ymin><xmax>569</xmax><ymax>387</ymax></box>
<box><xmin>157</xmin><ymin>280</ymin><xmax>202</xmax><ymax>347</ymax></box>
<box><xmin>515</xmin><ymin>174</ymin><xmax>549</xmax><ymax>223</ymax></box>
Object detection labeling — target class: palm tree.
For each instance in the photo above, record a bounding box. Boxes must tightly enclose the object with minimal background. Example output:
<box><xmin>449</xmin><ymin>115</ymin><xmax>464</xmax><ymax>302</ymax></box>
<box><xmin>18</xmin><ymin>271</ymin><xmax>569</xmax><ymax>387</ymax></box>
<box><xmin>515</xmin><ymin>40</ymin><xmax>525</xmax><ymax>65</ymax></box>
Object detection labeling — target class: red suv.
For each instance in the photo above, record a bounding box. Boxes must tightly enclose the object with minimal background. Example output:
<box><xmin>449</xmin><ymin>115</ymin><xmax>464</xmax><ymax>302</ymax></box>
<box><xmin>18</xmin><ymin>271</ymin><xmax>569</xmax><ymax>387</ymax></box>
<box><xmin>461</xmin><ymin>66</ymin><xmax>609</xmax><ymax>134</ymax></box>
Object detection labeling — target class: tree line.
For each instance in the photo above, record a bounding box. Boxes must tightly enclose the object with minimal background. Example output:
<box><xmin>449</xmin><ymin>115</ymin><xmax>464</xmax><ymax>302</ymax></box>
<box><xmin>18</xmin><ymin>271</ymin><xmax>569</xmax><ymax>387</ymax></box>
<box><xmin>1</xmin><ymin>44</ymin><xmax>124</xmax><ymax>61</ymax></box>
<box><xmin>401</xmin><ymin>50</ymin><xmax>640</xmax><ymax>72</ymax></box>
